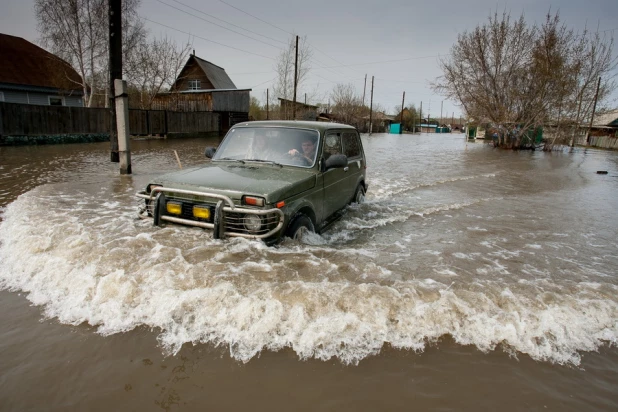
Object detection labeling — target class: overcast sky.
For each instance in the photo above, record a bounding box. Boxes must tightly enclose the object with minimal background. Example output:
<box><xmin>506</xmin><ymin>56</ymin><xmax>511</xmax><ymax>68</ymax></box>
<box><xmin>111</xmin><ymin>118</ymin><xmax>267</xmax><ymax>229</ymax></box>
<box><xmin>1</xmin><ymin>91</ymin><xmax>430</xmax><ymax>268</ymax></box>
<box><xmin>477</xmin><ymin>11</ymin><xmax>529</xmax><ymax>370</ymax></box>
<box><xmin>2</xmin><ymin>0</ymin><xmax>617</xmax><ymax>118</ymax></box>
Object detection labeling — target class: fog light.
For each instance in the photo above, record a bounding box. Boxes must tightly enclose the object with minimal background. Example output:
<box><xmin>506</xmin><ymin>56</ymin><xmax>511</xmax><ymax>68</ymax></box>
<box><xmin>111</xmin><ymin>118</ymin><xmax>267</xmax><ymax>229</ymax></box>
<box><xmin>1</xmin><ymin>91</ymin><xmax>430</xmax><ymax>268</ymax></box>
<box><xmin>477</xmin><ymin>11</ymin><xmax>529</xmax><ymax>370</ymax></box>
<box><xmin>244</xmin><ymin>214</ymin><xmax>262</xmax><ymax>233</ymax></box>
<box><xmin>193</xmin><ymin>205</ymin><xmax>211</xmax><ymax>220</ymax></box>
<box><xmin>166</xmin><ymin>201</ymin><xmax>182</xmax><ymax>215</ymax></box>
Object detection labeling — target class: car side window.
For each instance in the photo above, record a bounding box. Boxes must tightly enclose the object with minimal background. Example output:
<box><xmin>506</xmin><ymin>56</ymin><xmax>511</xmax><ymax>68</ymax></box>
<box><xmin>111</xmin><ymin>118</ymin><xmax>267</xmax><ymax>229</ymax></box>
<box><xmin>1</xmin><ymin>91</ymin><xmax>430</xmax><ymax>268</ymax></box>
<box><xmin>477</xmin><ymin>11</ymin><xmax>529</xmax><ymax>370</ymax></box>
<box><xmin>323</xmin><ymin>132</ymin><xmax>342</xmax><ymax>159</ymax></box>
<box><xmin>342</xmin><ymin>132</ymin><xmax>361</xmax><ymax>159</ymax></box>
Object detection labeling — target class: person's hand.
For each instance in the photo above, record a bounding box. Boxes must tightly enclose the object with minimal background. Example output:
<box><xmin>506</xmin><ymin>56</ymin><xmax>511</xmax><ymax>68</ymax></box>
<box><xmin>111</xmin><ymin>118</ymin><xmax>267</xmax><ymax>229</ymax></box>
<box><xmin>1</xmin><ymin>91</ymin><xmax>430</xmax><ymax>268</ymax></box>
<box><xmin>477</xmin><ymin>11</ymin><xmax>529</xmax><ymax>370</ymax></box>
<box><xmin>288</xmin><ymin>149</ymin><xmax>299</xmax><ymax>156</ymax></box>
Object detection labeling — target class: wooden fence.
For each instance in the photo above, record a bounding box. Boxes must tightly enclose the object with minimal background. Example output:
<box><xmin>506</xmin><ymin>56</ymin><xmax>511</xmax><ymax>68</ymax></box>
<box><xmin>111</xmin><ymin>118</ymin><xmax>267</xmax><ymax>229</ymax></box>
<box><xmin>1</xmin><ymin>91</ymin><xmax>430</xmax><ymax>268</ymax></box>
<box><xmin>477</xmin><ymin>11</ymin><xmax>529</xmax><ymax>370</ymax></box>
<box><xmin>0</xmin><ymin>102</ymin><xmax>220</xmax><ymax>137</ymax></box>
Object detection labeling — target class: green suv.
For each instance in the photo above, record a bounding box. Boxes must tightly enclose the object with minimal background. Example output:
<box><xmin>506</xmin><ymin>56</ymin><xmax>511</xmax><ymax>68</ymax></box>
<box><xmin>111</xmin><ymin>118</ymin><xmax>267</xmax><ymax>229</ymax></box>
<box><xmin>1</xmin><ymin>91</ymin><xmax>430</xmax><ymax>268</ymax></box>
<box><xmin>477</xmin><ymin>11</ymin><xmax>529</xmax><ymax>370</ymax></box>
<box><xmin>136</xmin><ymin>120</ymin><xmax>367</xmax><ymax>243</ymax></box>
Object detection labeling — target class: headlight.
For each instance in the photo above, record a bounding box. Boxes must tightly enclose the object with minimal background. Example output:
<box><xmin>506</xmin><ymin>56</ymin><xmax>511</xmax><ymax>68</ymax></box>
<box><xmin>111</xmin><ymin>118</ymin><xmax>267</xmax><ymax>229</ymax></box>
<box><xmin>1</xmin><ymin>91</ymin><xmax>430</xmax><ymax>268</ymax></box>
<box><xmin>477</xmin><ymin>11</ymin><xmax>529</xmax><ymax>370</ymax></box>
<box><xmin>244</xmin><ymin>214</ymin><xmax>262</xmax><ymax>233</ymax></box>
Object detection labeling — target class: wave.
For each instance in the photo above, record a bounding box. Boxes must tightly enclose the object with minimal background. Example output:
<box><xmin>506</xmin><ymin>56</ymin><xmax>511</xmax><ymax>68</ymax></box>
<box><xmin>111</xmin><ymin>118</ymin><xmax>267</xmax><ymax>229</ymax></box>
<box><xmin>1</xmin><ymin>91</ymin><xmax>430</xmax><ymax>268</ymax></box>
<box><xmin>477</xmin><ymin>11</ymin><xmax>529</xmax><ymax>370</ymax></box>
<box><xmin>1</xmin><ymin>188</ymin><xmax>617</xmax><ymax>366</ymax></box>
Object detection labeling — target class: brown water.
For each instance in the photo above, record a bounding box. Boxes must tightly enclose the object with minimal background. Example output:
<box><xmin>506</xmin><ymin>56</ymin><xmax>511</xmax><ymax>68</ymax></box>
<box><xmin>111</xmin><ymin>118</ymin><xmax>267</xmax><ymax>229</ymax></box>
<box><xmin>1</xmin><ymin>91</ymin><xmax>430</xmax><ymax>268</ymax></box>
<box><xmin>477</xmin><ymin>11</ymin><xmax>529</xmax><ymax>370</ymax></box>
<box><xmin>1</xmin><ymin>134</ymin><xmax>617</xmax><ymax>411</ymax></box>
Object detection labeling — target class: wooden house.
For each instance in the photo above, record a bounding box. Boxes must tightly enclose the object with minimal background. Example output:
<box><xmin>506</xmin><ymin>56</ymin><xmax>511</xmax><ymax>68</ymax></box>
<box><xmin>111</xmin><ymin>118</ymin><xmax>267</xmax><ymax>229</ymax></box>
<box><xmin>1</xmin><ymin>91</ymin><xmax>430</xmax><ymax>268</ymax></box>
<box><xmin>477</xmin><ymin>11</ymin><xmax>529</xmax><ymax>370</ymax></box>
<box><xmin>276</xmin><ymin>98</ymin><xmax>319</xmax><ymax>121</ymax></box>
<box><xmin>152</xmin><ymin>53</ymin><xmax>250</xmax><ymax>133</ymax></box>
<box><xmin>0</xmin><ymin>33</ymin><xmax>83</xmax><ymax>107</ymax></box>
<box><xmin>363</xmin><ymin>112</ymin><xmax>394</xmax><ymax>133</ymax></box>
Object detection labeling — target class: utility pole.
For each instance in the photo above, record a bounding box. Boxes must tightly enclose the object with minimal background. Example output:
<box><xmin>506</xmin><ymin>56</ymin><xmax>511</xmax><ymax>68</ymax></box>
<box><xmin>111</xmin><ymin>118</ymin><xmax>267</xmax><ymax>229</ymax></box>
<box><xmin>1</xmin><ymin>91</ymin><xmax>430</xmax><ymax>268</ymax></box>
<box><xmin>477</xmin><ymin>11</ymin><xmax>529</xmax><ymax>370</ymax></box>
<box><xmin>400</xmin><ymin>91</ymin><xmax>405</xmax><ymax>134</ymax></box>
<box><xmin>419</xmin><ymin>101</ymin><xmax>423</xmax><ymax>134</ymax></box>
<box><xmin>115</xmin><ymin>79</ymin><xmax>131</xmax><ymax>174</ymax></box>
<box><xmin>304</xmin><ymin>93</ymin><xmax>307</xmax><ymax>105</ymax></box>
<box><xmin>109</xmin><ymin>0</ymin><xmax>122</xmax><ymax>163</ymax></box>
<box><xmin>440</xmin><ymin>101</ymin><xmax>443</xmax><ymax>125</ymax></box>
<box><xmin>369</xmin><ymin>76</ymin><xmax>374</xmax><ymax>135</ymax></box>
<box><xmin>585</xmin><ymin>76</ymin><xmax>602</xmax><ymax>146</ymax></box>
<box><xmin>266</xmin><ymin>89</ymin><xmax>269</xmax><ymax>120</ymax></box>
<box><xmin>362</xmin><ymin>74</ymin><xmax>367</xmax><ymax>107</ymax></box>
<box><xmin>292</xmin><ymin>35</ymin><xmax>299</xmax><ymax>120</ymax></box>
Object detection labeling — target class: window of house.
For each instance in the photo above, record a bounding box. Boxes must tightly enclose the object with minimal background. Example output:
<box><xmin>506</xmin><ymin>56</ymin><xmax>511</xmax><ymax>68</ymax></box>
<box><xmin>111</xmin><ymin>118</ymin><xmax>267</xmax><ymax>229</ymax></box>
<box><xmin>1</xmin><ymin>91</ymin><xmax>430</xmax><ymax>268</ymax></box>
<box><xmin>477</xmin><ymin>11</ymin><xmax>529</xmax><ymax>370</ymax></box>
<box><xmin>49</xmin><ymin>96</ymin><xmax>64</xmax><ymax>106</ymax></box>
<box><xmin>188</xmin><ymin>80</ymin><xmax>201</xmax><ymax>90</ymax></box>
<box><xmin>342</xmin><ymin>132</ymin><xmax>361</xmax><ymax>159</ymax></box>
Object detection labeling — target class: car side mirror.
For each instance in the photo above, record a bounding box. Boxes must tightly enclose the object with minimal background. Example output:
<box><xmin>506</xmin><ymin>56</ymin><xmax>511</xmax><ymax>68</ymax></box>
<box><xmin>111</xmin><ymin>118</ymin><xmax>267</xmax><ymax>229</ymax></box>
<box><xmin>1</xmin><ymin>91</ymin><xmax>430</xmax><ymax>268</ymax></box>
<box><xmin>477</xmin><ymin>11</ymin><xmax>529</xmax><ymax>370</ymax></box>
<box><xmin>204</xmin><ymin>147</ymin><xmax>216</xmax><ymax>158</ymax></box>
<box><xmin>324</xmin><ymin>154</ymin><xmax>348</xmax><ymax>169</ymax></box>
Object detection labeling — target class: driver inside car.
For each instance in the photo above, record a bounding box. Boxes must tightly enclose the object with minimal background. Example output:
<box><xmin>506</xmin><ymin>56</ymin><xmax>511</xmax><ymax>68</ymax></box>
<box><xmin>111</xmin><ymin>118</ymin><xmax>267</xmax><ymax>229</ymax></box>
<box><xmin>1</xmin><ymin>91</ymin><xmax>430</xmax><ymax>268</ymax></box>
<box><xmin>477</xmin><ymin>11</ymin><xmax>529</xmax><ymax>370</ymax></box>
<box><xmin>288</xmin><ymin>135</ymin><xmax>317</xmax><ymax>165</ymax></box>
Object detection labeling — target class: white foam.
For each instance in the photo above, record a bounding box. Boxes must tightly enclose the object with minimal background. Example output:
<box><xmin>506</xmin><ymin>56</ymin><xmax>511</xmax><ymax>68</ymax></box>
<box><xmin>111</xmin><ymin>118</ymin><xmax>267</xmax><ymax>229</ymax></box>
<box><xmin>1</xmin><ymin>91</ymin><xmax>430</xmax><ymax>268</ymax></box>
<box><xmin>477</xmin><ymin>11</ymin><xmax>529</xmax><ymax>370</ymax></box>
<box><xmin>1</xmin><ymin>188</ymin><xmax>617</xmax><ymax>366</ymax></box>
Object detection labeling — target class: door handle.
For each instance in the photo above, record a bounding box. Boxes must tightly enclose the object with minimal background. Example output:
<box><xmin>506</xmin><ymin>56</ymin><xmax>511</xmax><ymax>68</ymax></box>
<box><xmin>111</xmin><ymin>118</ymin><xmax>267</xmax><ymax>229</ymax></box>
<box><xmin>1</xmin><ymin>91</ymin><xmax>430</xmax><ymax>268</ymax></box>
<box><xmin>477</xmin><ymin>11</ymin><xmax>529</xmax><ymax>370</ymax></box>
<box><xmin>343</xmin><ymin>167</ymin><xmax>349</xmax><ymax>172</ymax></box>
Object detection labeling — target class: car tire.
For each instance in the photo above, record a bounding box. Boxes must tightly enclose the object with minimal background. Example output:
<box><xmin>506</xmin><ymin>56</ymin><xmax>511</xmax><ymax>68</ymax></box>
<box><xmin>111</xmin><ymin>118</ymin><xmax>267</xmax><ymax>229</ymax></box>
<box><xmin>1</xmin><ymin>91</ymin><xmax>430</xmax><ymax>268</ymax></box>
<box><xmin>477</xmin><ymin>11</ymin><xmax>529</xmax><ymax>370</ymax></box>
<box><xmin>351</xmin><ymin>184</ymin><xmax>365</xmax><ymax>204</ymax></box>
<box><xmin>286</xmin><ymin>214</ymin><xmax>314</xmax><ymax>240</ymax></box>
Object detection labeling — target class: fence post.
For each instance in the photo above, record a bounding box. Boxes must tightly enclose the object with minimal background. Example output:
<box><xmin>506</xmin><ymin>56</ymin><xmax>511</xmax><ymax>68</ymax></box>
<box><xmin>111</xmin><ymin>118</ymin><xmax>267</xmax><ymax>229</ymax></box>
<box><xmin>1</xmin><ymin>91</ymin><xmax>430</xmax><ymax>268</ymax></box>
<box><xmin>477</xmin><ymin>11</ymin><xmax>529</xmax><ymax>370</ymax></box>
<box><xmin>114</xmin><ymin>79</ymin><xmax>131</xmax><ymax>174</ymax></box>
<box><xmin>0</xmin><ymin>103</ymin><xmax>4</xmax><ymax>138</ymax></box>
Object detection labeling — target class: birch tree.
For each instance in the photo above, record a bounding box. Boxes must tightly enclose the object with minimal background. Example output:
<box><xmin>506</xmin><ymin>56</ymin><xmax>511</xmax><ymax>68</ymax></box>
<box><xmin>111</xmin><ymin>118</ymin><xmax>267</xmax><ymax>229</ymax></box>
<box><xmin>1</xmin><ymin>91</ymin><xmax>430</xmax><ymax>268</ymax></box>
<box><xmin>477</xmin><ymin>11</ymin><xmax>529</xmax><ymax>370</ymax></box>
<box><xmin>124</xmin><ymin>36</ymin><xmax>192</xmax><ymax>109</ymax></box>
<box><xmin>35</xmin><ymin>0</ymin><xmax>145</xmax><ymax>107</ymax></box>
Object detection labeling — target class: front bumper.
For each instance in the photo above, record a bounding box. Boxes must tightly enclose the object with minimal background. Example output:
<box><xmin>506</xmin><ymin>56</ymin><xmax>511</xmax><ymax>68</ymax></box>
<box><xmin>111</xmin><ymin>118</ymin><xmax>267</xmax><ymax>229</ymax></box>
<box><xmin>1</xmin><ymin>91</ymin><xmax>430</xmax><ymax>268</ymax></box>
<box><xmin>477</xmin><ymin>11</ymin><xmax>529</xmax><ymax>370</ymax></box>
<box><xmin>136</xmin><ymin>187</ymin><xmax>285</xmax><ymax>240</ymax></box>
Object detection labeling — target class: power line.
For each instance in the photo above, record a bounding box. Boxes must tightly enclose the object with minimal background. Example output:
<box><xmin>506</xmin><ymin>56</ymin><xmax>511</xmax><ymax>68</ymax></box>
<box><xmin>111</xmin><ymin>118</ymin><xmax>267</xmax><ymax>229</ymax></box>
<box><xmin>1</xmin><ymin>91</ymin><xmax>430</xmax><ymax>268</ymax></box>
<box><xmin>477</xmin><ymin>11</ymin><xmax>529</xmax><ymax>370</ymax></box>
<box><xmin>217</xmin><ymin>0</ymin><xmax>293</xmax><ymax>36</ymax></box>
<box><xmin>251</xmin><ymin>76</ymin><xmax>278</xmax><ymax>89</ymax></box>
<box><xmin>155</xmin><ymin>0</ymin><xmax>282</xmax><ymax>49</ymax></box>
<box><xmin>318</xmin><ymin>54</ymin><xmax>442</xmax><ymax>69</ymax></box>
<box><xmin>228</xmin><ymin>70</ymin><xmax>276</xmax><ymax>75</ymax></box>
<box><xmin>169</xmin><ymin>0</ymin><xmax>287</xmax><ymax>45</ymax></box>
<box><xmin>141</xmin><ymin>17</ymin><xmax>276</xmax><ymax>60</ymax></box>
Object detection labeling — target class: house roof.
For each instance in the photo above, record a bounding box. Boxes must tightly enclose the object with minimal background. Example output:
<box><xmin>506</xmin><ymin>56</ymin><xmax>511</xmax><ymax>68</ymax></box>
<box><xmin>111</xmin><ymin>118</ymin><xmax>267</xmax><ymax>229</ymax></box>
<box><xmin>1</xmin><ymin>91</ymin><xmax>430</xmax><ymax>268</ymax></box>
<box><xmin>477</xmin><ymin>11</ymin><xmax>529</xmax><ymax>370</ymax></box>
<box><xmin>593</xmin><ymin>109</ymin><xmax>618</xmax><ymax>127</ymax></box>
<box><xmin>362</xmin><ymin>112</ymin><xmax>395</xmax><ymax>121</ymax></box>
<box><xmin>192</xmin><ymin>55</ymin><xmax>237</xmax><ymax>89</ymax></box>
<box><xmin>0</xmin><ymin>33</ymin><xmax>82</xmax><ymax>92</ymax></box>
<box><xmin>278</xmin><ymin>98</ymin><xmax>319</xmax><ymax>109</ymax></box>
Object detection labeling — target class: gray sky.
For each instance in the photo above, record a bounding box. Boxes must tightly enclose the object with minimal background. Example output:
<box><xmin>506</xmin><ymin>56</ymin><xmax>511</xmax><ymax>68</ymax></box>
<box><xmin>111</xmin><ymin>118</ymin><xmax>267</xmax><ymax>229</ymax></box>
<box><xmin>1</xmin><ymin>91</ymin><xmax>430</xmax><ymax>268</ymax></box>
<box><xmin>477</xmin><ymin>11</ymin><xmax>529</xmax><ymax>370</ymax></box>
<box><xmin>2</xmin><ymin>0</ymin><xmax>617</xmax><ymax>118</ymax></box>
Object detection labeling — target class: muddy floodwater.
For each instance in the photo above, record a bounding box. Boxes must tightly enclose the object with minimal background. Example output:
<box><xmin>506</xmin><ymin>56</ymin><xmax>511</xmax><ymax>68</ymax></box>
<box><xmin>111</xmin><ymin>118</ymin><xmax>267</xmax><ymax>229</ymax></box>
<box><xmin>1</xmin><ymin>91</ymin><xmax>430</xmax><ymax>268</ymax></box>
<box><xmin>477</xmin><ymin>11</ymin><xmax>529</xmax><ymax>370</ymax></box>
<box><xmin>1</xmin><ymin>133</ymin><xmax>617</xmax><ymax>411</ymax></box>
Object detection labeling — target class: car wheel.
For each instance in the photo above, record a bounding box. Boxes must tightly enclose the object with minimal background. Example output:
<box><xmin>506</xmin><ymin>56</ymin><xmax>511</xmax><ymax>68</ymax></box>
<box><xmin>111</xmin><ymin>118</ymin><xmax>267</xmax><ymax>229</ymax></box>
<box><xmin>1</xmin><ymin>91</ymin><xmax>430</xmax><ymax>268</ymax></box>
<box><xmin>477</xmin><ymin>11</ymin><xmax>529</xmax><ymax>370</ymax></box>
<box><xmin>286</xmin><ymin>214</ymin><xmax>314</xmax><ymax>240</ymax></box>
<box><xmin>351</xmin><ymin>184</ymin><xmax>365</xmax><ymax>204</ymax></box>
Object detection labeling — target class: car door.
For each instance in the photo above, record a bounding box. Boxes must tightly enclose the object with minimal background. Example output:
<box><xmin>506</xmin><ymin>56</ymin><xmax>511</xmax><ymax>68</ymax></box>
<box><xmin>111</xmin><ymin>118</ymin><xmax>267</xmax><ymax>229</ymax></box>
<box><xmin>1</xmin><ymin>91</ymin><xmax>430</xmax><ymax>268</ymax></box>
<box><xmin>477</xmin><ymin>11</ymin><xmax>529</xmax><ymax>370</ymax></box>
<box><xmin>321</xmin><ymin>131</ymin><xmax>350</xmax><ymax>218</ymax></box>
<box><xmin>342</xmin><ymin>130</ymin><xmax>364</xmax><ymax>196</ymax></box>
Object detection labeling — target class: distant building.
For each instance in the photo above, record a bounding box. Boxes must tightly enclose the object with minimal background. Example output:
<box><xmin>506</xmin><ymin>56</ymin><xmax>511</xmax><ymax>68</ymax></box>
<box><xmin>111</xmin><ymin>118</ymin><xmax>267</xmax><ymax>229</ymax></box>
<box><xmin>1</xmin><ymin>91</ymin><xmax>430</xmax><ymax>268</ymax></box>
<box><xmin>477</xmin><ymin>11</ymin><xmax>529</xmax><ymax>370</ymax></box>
<box><xmin>277</xmin><ymin>98</ymin><xmax>318</xmax><ymax>121</ymax></box>
<box><xmin>0</xmin><ymin>33</ymin><xmax>84</xmax><ymax>107</ymax></box>
<box><xmin>152</xmin><ymin>53</ymin><xmax>250</xmax><ymax>133</ymax></box>
<box><xmin>590</xmin><ymin>109</ymin><xmax>618</xmax><ymax>135</ymax></box>
<box><xmin>363</xmin><ymin>112</ymin><xmax>394</xmax><ymax>133</ymax></box>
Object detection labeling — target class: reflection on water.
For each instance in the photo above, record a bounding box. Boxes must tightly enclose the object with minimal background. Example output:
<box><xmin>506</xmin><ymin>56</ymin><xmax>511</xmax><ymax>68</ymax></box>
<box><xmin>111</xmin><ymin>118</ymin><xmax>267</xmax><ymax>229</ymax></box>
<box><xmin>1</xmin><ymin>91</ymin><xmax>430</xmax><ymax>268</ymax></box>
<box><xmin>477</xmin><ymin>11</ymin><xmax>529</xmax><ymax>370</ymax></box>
<box><xmin>1</xmin><ymin>135</ymin><xmax>616</xmax><ymax>368</ymax></box>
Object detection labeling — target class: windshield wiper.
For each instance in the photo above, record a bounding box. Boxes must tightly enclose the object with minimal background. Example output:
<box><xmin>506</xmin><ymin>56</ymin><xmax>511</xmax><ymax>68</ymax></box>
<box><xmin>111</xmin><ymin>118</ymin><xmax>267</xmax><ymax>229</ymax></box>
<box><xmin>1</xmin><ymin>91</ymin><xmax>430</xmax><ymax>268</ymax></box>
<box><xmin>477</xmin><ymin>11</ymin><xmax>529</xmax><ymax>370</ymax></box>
<box><xmin>244</xmin><ymin>159</ymin><xmax>283</xmax><ymax>167</ymax></box>
<box><xmin>218</xmin><ymin>157</ymin><xmax>245</xmax><ymax>164</ymax></box>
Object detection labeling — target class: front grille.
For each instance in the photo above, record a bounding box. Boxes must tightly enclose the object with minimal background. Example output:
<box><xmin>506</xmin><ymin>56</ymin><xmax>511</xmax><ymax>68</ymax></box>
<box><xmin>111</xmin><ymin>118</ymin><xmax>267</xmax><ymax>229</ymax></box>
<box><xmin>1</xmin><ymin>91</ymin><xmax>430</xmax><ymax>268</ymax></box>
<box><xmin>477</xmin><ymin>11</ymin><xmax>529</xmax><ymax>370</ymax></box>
<box><xmin>224</xmin><ymin>211</ymin><xmax>281</xmax><ymax>236</ymax></box>
<box><xmin>162</xmin><ymin>198</ymin><xmax>279</xmax><ymax>236</ymax></box>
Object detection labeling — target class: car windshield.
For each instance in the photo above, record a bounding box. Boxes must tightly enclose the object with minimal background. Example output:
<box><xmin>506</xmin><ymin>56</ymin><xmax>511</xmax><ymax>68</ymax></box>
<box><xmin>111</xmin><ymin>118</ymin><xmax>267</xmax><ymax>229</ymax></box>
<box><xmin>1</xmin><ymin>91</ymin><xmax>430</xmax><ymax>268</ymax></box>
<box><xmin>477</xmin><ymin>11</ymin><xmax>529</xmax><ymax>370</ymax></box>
<box><xmin>212</xmin><ymin>126</ymin><xmax>320</xmax><ymax>168</ymax></box>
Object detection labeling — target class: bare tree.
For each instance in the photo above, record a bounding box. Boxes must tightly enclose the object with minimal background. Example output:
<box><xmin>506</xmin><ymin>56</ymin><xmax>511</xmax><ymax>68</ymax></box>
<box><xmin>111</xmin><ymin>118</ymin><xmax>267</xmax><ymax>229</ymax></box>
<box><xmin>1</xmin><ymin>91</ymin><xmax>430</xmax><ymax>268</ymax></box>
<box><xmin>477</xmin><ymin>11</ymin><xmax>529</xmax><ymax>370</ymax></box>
<box><xmin>124</xmin><ymin>36</ymin><xmax>192</xmax><ymax>109</ymax></box>
<box><xmin>435</xmin><ymin>10</ymin><xmax>616</xmax><ymax>150</ymax></box>
<box><xmin>272</xmin><ymin>35</ymin><xmax>312</xmax><ymax>119</ymax></box>
<box><xmin>330</xmin><ymin>83</ymin><xmax>363</xmax><ymax>125</ymax></box>
<box><xmin>35</xmin><ymin>0</ymin><xmax>145</xmax><ymax>107</ymax></box>
<box><xmin>565</xmin><ymin>28</ymin><xmax>617</xmax><ymax>147</ymax></box>
<box><xmin>393</xmin><ymin>103</ymin><xmax>419</xmax><ymax>132</ymax></box>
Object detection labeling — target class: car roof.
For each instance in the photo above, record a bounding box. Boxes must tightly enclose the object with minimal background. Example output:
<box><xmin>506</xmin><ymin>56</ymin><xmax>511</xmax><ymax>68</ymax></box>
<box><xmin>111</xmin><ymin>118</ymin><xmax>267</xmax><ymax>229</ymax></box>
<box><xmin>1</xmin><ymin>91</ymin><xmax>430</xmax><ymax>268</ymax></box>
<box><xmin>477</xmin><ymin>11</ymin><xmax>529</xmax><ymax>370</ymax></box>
<box><xmin>231</xmin><ymin>120</ymin><xmax>357</xmax><ymax>133</ymax></box>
